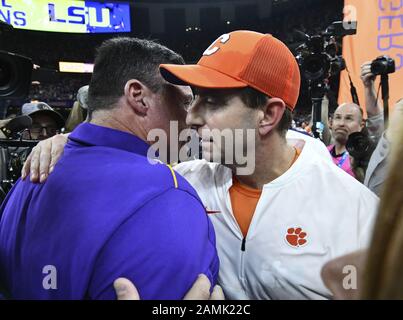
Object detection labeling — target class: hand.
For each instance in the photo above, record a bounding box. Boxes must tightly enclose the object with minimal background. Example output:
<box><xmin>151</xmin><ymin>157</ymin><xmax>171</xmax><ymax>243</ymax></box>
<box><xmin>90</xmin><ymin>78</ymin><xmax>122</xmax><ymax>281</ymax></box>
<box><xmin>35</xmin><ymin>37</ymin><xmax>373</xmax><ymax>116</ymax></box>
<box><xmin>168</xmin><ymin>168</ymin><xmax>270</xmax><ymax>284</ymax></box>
<box><xmin>21</xmin><ymin>133</ymin><xmax>69</xmax><ymax>183</ymax></box>
<box><xmin>360</xmin><ymin>61</ymin><xmax>376</xmax><ymax>88</ymax></box>
<box><xmin>183</xmin><ymin>274</ymin><xmax>225</xmax><ymax>300</ymax></box>
<box><xmin>113</xmin><ymin>278</ymin><xmax>140</xmax><ymax>300</ymax></box>
<box><xmin>114</xmin><ymin>274</ymin><xmax>225</xmax><ymax>300</ymax></box>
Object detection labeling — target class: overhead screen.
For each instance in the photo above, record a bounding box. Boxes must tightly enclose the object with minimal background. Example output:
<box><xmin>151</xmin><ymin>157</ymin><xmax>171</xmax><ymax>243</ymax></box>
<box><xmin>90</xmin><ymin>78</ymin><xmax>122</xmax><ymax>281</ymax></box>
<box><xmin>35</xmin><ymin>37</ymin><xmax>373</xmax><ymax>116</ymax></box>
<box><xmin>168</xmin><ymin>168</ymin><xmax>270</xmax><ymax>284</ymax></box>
<box><xmin>0</xmin><ymin>0</ymin><xmax>131</xmax><ymax>33</ymax></box>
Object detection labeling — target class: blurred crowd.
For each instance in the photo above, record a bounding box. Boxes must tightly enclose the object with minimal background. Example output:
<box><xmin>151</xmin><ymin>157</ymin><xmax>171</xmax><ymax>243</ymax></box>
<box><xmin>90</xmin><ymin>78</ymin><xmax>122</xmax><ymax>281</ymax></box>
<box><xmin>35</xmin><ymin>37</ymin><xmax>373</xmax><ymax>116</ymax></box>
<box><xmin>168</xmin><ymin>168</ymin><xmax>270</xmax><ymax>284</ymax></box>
<box><xmin>28</xmin><ymin>78</ymin><xmax>87</xmax><ymax>102</ymax></box>
<box><xmin>1</xmin><ymin>0</ymin><xmax>342</xmax><ymax>112</ymax></box>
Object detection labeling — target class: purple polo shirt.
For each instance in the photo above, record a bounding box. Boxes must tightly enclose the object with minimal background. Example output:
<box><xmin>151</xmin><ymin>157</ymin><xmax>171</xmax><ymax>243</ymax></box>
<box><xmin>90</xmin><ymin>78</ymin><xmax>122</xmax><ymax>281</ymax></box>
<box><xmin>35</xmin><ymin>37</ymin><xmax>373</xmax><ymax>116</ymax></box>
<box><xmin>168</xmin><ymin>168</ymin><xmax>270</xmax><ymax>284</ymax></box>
<box><xmin>0</xmin><ymin>123</ymin><xmax>219</xmax><ymax>299</ymax></box>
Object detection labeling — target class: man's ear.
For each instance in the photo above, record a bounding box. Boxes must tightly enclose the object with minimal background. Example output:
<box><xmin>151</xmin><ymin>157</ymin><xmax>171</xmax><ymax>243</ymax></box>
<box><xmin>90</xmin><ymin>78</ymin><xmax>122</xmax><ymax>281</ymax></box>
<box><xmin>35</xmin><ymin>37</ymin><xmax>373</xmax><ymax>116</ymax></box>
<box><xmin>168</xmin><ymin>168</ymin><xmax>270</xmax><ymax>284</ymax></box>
<box><xmin>124</xmin><ymin>79</ymin><xmax>149</xmax><ymax>115</ymax></box>
<box><xmin>258</xmin><ymin>98</ymin><xmax>286</xmax><ymax>136</ymax></box>
<box><xmin>360</xmin><ymin>119</ymin><xmax>365</xmax><ymax>130</ymax></box>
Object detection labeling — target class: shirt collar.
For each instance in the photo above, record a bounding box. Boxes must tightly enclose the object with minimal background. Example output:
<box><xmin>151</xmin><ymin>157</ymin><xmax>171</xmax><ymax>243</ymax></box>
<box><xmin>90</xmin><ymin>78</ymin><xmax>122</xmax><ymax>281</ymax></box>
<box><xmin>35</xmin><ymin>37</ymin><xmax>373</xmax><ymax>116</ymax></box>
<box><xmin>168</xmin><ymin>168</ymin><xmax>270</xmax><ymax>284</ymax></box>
<box><xmin>68</xmin><ymin>122</ymin><xmax>150</xmax><ymax>157</ymax></box>
<box><xmin>219</xmin><ymin>138</ymin><xmax>307</xmax><ymax>190</ymax></box>
<box><xmin>330</xmin><ymin>145</ymin><xmax>346</xmax><ymax>158</ymax></box>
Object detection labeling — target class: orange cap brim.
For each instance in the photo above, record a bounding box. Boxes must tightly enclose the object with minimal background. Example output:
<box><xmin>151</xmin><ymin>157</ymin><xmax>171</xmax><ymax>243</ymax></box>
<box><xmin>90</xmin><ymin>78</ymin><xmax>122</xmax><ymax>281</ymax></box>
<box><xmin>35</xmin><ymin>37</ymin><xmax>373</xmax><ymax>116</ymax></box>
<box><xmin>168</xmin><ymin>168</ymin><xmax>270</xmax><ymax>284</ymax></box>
<box><xmin>160</xmin><ymin>64</ymin><xmax>248</xmax><ymax>89</ymax></box>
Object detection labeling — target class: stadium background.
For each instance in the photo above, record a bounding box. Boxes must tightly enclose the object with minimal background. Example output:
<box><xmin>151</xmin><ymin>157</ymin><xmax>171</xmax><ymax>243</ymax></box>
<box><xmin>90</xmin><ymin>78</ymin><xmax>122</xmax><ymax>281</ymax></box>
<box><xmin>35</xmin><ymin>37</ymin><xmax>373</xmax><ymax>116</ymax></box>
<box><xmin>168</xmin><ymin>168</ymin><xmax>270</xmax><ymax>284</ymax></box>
<box><xmin>1</xmin><ymin>0</ymin><xmax>343</xmax><ymax>123</ymax></box>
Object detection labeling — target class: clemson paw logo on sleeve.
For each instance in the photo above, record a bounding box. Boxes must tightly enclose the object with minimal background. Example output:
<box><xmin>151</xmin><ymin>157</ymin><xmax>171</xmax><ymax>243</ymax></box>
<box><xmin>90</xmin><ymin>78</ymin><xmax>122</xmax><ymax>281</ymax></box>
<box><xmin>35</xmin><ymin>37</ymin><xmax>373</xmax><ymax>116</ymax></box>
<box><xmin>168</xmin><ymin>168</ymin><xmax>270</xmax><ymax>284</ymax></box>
<box><xmin>285</xmin><ymin>227</ymin><xmax>307</xmax><ymax>248</ymax></box>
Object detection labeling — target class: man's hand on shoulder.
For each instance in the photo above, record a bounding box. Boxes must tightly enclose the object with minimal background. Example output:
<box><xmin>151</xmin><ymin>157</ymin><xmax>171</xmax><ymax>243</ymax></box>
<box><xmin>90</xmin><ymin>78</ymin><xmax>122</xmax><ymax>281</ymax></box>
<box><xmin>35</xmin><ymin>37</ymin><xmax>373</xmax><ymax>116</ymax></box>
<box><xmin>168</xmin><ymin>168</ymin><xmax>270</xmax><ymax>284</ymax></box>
<box><xmin>21</xmin><ymin>133</ymin><xmax>69</xmax><ymax>183</ymax></box>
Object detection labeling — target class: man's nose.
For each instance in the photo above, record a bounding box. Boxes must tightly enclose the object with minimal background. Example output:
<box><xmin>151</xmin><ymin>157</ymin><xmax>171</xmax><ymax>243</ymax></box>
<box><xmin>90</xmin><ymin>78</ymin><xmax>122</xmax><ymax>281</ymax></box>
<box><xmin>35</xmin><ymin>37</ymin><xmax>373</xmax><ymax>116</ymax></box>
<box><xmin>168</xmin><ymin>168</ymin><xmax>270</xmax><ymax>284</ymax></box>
<box><xmin>186</xmin><ymin>105</ymin><xmax>204</xmax><ymax>128</ymax></box>
<box><xmin>39</xmin><ymin>128</ymin><xmax>49</xmax><ymax>140</ymax></box>
<box><xmin>335</xmin><ymin>118</ymin><xmax>345</xmax><ymax>127</ymax></box>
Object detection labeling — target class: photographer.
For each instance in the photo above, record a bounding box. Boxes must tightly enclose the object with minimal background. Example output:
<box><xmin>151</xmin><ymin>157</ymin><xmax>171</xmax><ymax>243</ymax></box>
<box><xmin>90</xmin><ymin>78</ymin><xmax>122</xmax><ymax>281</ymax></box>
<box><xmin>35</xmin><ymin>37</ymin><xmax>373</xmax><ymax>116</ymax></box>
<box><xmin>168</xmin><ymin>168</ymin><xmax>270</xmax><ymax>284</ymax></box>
<box><xmin>20</xmin><ymin>102</ymin><xmax>64</xmax><ymax>140</ymax></box>
<box><xmin>327</xmin><ymin>102</ymin><xmax>365</xmax><ymax>180</ymax></box>
<box><xmin>359</xmin><ymin>59</ymin><xmax>400</xmax><ymax>196</ymax></box>
<box><xmin>360</xmin><ymin>61</ymin><xmax>384</xmax><ymax>141</ymax></box>
<box><xmin>364</xmin><ymin>98</ymin><xmax>403</xmax><ymax>196</ymax></box>
<box><xmin>0</xmin><ymin>102</ymin><xmax>64</xmax><ymax>201</ymax></box>
<box><xmin>320</xmin><ymin>103</ymin><xmax>403</xmax><ymax>299</ymax></box>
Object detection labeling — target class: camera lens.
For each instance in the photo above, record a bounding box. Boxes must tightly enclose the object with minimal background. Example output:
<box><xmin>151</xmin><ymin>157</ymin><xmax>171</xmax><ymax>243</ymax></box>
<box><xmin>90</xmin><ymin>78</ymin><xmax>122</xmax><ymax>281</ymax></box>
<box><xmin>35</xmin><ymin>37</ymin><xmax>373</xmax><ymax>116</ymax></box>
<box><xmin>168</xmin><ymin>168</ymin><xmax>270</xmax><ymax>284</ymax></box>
<box><xmin>0</xmin><ymin>51</ymin><xmax>33</xmax><ymax>98</ymax></box>
<box><xmin>303</xmin><ymin>54</ymin><xmax>330</xmax><ymax>81</ymax></box>
<box><xmin>0</xmin><ymin>62</ymin><xmax>12</xmax><ymax>88</ymax></box>
<box><xmin>370</xmin><ymin>56</ymin><xmax>395</xmax><ymax>76</ymax></box>
<box><xmin>346</xmin><ymin>132</ymin><xmax>370</xmax><ymax>158</ymax></box>
<box><xmin>306</xmin><ymin>59</ymin><xmax>323</xmax><ymax>74</ymax></box>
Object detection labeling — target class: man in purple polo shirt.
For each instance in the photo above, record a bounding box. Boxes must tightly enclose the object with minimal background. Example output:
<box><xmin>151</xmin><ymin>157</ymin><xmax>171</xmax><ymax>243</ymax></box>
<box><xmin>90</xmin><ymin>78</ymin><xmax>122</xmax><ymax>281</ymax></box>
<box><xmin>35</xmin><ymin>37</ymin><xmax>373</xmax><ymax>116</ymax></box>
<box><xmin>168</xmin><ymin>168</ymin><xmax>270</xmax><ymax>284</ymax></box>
<box><xmin>0</xmin><ymin>38</ymin><xmax>219</xmax><ymax>299</ymax></box>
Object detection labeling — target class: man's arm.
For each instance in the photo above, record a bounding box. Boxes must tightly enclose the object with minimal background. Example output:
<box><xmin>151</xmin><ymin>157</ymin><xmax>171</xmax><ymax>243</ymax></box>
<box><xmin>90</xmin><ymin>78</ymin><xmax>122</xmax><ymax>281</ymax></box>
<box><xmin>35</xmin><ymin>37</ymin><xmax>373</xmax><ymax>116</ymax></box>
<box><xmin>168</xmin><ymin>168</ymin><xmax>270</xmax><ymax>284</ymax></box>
<box><xmin>320</xmin><ymin>95</ymin><xmax>332</xmax><ymax>145</ymax></box>
<box><xmin>360</xmin><ymin>61</ymin><xmax>384</xmax><ymax>142</ymax></box>
<box><xmin>360</xmin><ymin>61</ymin><xmax>382</xmax><ymax>118</ymax></box>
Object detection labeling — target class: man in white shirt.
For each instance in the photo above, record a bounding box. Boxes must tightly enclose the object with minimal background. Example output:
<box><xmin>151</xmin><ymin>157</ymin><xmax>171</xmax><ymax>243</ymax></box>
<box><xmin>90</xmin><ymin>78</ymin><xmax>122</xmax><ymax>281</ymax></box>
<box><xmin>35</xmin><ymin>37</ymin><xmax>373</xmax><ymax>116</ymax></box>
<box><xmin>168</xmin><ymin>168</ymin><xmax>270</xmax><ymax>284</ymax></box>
<box><xmin>22</xmin><ymin>31</ymin><xmax>379</xmax><ymax>300</ymax></box>
<box><xmin>159</xmin><ymin>30</ymin><xmax>378</xmax><ymax>299</ymax></box>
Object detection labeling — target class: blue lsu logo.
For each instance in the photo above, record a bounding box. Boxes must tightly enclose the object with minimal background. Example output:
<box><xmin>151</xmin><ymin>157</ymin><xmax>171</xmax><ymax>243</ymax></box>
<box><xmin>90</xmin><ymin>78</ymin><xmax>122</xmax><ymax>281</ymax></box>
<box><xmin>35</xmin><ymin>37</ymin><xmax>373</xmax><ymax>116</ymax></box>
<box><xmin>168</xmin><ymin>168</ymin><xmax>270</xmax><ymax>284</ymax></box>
<box><xmin>48</xmin><ymin>2</ymin><xmax>111</xmax><ymax>28</ymax></box>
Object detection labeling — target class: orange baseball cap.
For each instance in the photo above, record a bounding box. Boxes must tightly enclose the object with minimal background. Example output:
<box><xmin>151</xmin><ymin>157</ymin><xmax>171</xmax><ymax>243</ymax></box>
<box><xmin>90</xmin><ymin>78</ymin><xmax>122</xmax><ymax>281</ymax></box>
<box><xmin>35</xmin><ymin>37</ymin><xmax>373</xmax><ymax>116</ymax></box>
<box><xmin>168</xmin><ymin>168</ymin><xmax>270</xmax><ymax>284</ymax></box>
<box><xmin>160</xmin><ymin>30</ymin><xmax>301</xmax><ymax>110</ymax></box>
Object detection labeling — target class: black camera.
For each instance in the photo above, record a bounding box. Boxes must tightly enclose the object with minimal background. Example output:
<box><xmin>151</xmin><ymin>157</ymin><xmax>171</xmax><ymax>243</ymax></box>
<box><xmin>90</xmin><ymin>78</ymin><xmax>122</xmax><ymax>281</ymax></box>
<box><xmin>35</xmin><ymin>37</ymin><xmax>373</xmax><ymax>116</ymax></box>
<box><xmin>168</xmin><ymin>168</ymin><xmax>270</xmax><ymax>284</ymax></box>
<box><xmin>294</xmin><ymin>21</ymin><xmax>358</xmax><ymax>140</ymax></box>
<box><xmin>0</xmin><ymin>21</ymin><xmax>36</xmax><ymax>203</ymax></box>
<box><xmin>0</xmin><ymin>115</ymin><xmax>36</xmax><ymax>204</ymax></box>
<box><xmin>346</xmin><ymin>131</ymin><xmax>376</xmax><ymax>169</ymax></box>
<box><xmin>296</xmin><ymin>36</ymin><xmax>346</xmax><ymax>82</ymax></box>
<box><xmin>295</xmin><ymin>21</ymin><xmax>357</xmax><ymax>83</ymax></box>
<box><xmin>0</xmin><ymin>20</ymin><xmax>33</xmax><ymax>99</ymax></box>
<box><xmin>370</xmin><ymin>55</ymin><xmax>395</xmax><ymax>76</ymax></box>
<box><xmin>0</xmin><ymin>51</ymin><xmax>33</xmax><ymax>99</ymax></box>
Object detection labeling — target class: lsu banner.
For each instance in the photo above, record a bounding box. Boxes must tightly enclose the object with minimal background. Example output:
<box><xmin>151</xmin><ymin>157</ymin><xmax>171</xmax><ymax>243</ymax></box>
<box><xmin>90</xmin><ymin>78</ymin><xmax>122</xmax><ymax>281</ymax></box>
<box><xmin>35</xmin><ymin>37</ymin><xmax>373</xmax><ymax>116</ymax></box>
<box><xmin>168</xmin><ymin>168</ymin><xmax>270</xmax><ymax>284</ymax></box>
<box><xmin>0</xmin><ymin>0</ymin><xmax>131</xmax><ymax>33</ymax></box>
<box><xmin>339</xmin><ymin>0</ymin><xmax>403</xmax><ymax>115</ymax></box>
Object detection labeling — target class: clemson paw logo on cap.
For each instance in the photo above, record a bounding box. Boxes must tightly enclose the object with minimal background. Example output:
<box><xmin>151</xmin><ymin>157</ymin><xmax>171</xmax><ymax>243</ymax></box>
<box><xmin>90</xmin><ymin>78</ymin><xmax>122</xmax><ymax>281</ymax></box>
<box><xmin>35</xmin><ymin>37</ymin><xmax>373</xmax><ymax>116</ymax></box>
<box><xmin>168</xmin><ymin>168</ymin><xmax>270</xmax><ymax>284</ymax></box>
<box><xmin>286</xmin><ymin>227</ymin><xmax>307</xmax><ymax>248</ymax></box>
